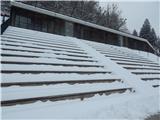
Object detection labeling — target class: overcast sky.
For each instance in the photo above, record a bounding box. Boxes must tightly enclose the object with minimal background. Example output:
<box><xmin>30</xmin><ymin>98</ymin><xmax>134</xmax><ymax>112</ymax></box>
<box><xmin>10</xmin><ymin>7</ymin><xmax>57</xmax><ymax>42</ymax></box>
<box><xmin>99</xmin><ymin>1</ymin><xmax>159</xmax><ymax>36</ymax></box>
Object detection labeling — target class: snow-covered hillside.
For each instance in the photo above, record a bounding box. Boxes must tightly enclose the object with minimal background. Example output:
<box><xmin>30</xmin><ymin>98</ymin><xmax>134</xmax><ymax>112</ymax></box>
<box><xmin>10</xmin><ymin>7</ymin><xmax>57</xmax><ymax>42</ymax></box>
<box><xmin>1</xmin><ymin>26</ymin><xmax>160</xmax><ymax>119</ymax></box>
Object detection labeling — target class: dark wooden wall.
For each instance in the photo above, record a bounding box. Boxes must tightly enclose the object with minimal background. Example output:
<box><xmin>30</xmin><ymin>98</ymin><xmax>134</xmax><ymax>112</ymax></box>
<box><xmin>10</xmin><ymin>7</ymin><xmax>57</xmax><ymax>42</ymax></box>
<box><xmin>10</xmin><ymin>6</ymin><xmax>154</xmax><ymax>53</ymax></box>
<box><xmin>11</xmin><ymin>7</ymin><xmax>65</xmax><ymax>35</ymax></box>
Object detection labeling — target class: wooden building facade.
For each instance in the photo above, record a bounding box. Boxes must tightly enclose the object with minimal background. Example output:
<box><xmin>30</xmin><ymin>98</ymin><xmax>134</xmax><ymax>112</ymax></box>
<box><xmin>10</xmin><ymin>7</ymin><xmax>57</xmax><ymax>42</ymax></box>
<box><xmin>10</xmin><ymin>2</ymin><xmax>155</xmax><ymax>53</ymax></box>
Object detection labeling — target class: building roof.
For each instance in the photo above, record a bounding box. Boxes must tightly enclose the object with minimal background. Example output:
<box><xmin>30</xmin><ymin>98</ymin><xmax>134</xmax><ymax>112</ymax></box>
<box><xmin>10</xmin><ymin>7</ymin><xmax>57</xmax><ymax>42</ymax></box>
<box><xmin>10</xmin><ymin>1</ymin><xmax>154</xmax><ymax>50</ymax></box>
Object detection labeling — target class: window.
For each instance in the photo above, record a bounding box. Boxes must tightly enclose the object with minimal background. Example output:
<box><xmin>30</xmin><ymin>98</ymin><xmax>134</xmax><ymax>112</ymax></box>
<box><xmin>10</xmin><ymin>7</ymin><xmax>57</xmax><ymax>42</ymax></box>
<box><xmin>15</xmin><ymin>15</ymin><xmax>20</xmax><ymax>27</ymax></box>
<box><xmin>15</xmin><ymin>14</ymin><xmax>32</xmax><ymax>29</ymax></box>
<box><xmin>19</xmin><ymin>22</ymin><xmax>27</xmax><ymax>28</ymax></box>
<box><xmin>34</xmin><ymin>24</ymin><xmax>41</xmax><ymax>31</ymax></box>
<box><xmin>20</xmin><ymin>16</ymin><xmax>27</xmax><ymax>23</ymax></box>
<box><xmin>42</xmin><ymin>22</ymin><xmax>47</xmax><ymax>32</ymax></box>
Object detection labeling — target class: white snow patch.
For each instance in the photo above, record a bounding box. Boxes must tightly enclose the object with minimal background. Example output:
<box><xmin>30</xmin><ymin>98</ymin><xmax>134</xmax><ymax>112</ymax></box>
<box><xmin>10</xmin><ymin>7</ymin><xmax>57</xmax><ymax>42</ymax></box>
<box><xmin>2</xmin><ymin>89</ymin><xmax>159</xmax><ymax>119</ymax></box>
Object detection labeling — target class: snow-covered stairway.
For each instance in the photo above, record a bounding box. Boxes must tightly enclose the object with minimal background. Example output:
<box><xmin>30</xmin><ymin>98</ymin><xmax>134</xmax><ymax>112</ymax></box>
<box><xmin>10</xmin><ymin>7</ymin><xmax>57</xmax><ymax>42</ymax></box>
<box><xmin>85</xmin><ymin>40</ymin><xmax>160</xmax><ymax>88</ymax></box>
<box><xmin>1</xmin><ymin>26</ymin><xmax>132</xmax><ymax>107</ymax></box>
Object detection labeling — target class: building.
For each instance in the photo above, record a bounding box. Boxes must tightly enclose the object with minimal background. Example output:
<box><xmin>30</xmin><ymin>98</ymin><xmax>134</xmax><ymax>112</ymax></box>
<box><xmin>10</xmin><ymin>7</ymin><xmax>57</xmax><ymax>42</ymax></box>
<box><xmin>3</xmin><ymin>2</ymin><xmax>155</xmax><ymax>53</ymax></box>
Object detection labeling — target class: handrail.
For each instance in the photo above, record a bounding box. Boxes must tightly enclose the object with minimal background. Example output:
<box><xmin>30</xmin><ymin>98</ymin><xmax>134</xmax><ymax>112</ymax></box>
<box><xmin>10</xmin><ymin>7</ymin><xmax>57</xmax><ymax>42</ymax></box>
<box><xmin>1</xmin><ymin>18</ymin><xmax>11</xmax><ymax>34</ymax></box>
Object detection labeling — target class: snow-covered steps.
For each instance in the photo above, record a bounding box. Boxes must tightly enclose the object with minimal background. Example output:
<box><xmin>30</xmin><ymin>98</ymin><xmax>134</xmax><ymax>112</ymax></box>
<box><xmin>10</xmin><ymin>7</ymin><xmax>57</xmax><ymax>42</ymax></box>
<box><xmin>119</xmin><ymin>63</ymin><xmax>160</xmax><ymax>69</ymax></box>
<box><xmin>84</xmin><ymin>40</ymin><xmax>160</xmax><ymax>88</ymax></box>
<box><xmin>3</xmin><ymin>29</ymin><xmax>79</xmax><ymax>46</ymax></box>
<box><xmin>141</xmin><ymin>77</ymin><xmax>160</xmax><ymax>81</ymax></box>
<box><xmin>2</xmin><ymin>48</ymin><xmax>93</xmax><ymax>58</ymax></box>
<box><xmin>2</xmin><ymin>87</ymin><xmax>132</xmax><ymax>107</ymax></box>
<box><xmin>1</xmin><ymin>40</ymin><xmax>85</xmax><ymax>52</ymax></box>
<box><xmin>1</xmin><ymin>42</ymin><xmax>87</xmax><ymax>55</ymax></box>
<box><xmin>1</xmin><ymin>73</ymin><xmax>120</xmax><ymax>83</ymax></box>
<box><xmin>1</xmin><ymin>78</ymin><xmax>122</xmax><ymax>87</ymax></box>
<box><xmin>85</xmin><ymin>41</ymin><xmax>154</xmax><ymax>60</ymax></box>
<box><xmin>2</xmin><ymin>54</ymin><xmax>96</xmax><ymax>62</ymax></box>
<box><xmin>131</xmin><ymin>71</ymin><xmax>160</xmax><ymax>75</ymax></box>
<box><xmin>116</xmin><ymin>61</ymin><xmax>159</xmax><ymax>67</ymax></box>
<box><xmin>2</xmin><ymin>35</ymin><xmax>80</xmax><ymax>48</ymax></box>
<box><xmin>138</xmin><ymin>74</ymin><xmax>160</xmax><ymax>81</ymax></box>
<box><xmin>143</xmin><ymin>80</ymin><xmax>160</xmax><ymax>88</ymax></box>
<box><xmin>105</xmin><ymin>55</ymin><xmax>152</xmax><ymax>62</ymax></box>
<box><xmin>122</xmin><ymin>63</ymin><xmax>160</xmax><ymax>80</ymax></box>
<box><xmin>1</xmin><ymin>82</ymin><xmax>132</xmax><ymax>107</ymax></box>
<box><xmin>1</xmin><ymin>82</ymin><xmax>128</xmax><ymax>101</ymax></box>
<box><xmin>1</xmin><ymin>26</ymin><xmax>133</xmax><ymax>107</ymax></box>
<box><xmin>110</xmin><ymin>58</ymin><xmax>157</xmax><ymax>65</ymax></box>
<box><xmin>122</xmin><ymin>65</ymin><xmax>160</xmax><ymax>71</ymax></box>
<box><xmin>1</xmin><ymin>50</ymin><xmax>97</xmax><ymax>62</ymax></box>
<box><xmin>2</xmin><ymin>69</ymin><xmax>109</xmax><ymax>74</ymax></box>
<box><xmin>2</xmin><ymin>34</ymin><xmax>79</xmax><ymax>48</ymax></box>
<box><xmin>2</xmin><ymin>56</ymin><xmax>103</xmax><ymax>67</ymax></box>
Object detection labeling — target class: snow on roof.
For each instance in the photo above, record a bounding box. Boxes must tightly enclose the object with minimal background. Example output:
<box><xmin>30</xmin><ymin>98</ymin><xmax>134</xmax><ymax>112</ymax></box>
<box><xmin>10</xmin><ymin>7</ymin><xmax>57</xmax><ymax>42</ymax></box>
<box><xmin>10</xmin><ymin>1</ymin><xmax>155</xmax><ymax>51</ymax></box>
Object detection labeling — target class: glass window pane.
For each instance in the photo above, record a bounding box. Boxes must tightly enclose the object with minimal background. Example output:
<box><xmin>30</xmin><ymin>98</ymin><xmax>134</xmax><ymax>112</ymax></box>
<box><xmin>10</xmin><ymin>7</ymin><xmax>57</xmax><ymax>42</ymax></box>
<box><xmin>27</xmin><ymin>18</ymin><xmax>31</xmax><ymax>24</ymax></box>
<box><xmin>42</xmin><ymin>22</ymin><xmax>47</xmax><ymax>32</ymax></box>
<box><xmin>19</xmin><ymin>23</ymin><xmax>27</xmax><ymax>28</ymax></box>
<box><xmin>15</xmin><ymin>15</ymin><xmax>20</xmax><ymax>26</ymax></box>
<box><xmin>20</xmin><ymin>16</ymin><xmax>27</xmax><ymax>23</ymax></box>
<box><xmin>15</xmin><ymin>15</ymin><xmax>20</xmax><ymax>22</ymax></box>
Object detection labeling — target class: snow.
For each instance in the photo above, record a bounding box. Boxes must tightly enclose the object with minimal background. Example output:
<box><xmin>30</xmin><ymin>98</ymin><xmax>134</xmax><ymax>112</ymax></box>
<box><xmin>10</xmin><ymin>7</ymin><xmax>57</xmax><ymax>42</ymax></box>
<box><xmin>85</xmin><ymin>39</ymin><xmax>160</xmax><ymax>64</ymax></box>
<box><xmin>133</xmin><ymin>49</ymin><xmax>160</xmax><ymax>63</ymax></box>
<box><xmin>116</xmin><ymin>61</ymin><xmax>158</xmax><ymax>66</ymax></box>
<box><xmin>106</xmin><ymin>55</ymin><xmax>149</xmax><ymax>62</ymax></box>
<box><xmin>2</xmin><ymin>34</ymin><xmax>79</xmax><ymax>48</ymax></box>
<box><xmin>2</xmin><ymin>46</ymin><xmax>92</xmax><ymax>59</ymax></box>
<box><xmin>2</xmin><ymin>43</ymin><xmax>91</xmax><ymax>55</ymax></box>
<box><xmin>144</xmin><ymin>80</ymin><xmax>160</xmax><ymax>86</ymax></box>
<box><xmin>82</xmin><ymin>39</ymin><xmax>155</xmax><ymax>93</ymax></box>
<box><xmin>2</xmin><ymin>64</ymin><xmax>107</xmax><ymax>72</ymax></box>
<box><xmin>138</xmin><ymin>74</ymin><xmax>160</xmax><ymax>79</ymax></box>
<box><xmin>117</xmin><ymin>62</ymin><xmax>159</xmax><ymax>67</ymax></box>
<box><xmin>111</xmin><ymin>58</ymin><xmax>154</xmax><ymax>64</ymax></box>
<box><xmin>2</xmin><ymin>43</ymin><xmax>86</xmax><ymax>55</ymax></box>
<box><xmin>2</xmin><ymin>39</ymin><xmax>84</xmax><ymax>52</ymax></box>
<box><xmin>2</xmin><ymin>50</ymin><xmax>96</xmax><ymax>62</ymax></box>
<box><xmin>2</xmin><ymin>89</ymin><xmax>159</xmax><ymax>119</ymax></box>
<box><xmin>121</xmin><ymin>65</ymin><xmax>160</xmax><ymax>69</ymax></box>
<box><xmin>3</xmin><ymin>31</ymin><xmax>78</xmax><ymax>46</ymax></box>
<box><xmin>2</xmin><ymin>81</ymin><xmax>127</xmax><ymax>101</ymax></box>
<box><xmin>1</xmin><ymin>26</ymin><xmax>160</xmax><ymax>119</ymax></box>
<box><xmin>2</xmin><ymin>56</ymin><xmax>100</xmax><ymax>66</ymax></box>
<box><xmin>129</xmin><ymin>69</ymin><xmax>160</xmax><ymax>73</ymax></box>
<box><xmin>1</xmin><ymin>73</ymin><xmax>119</xmax><ymax>83</ymax></box>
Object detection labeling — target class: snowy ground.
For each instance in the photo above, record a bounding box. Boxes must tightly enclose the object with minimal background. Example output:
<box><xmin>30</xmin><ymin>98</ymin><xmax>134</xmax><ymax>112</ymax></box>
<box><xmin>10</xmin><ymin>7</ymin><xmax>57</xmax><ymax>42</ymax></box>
<box><xmin>1</xmin><ymin>88</ymin><xmax>159</xmax><ymax>119</ymax></box>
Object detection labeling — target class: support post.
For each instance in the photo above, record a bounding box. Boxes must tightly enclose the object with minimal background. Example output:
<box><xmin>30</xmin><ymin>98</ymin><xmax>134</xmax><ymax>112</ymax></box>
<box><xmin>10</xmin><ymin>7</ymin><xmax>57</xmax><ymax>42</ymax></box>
<box><xmin>118</xmin><ymin>35</ymin><xmax>123</xmax><ymax>47</ymax></box>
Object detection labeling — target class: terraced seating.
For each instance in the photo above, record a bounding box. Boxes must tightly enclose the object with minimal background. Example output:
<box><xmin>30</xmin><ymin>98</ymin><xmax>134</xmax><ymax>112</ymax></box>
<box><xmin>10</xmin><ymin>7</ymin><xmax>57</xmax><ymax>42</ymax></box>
<box><xmin>2</xmin><ymin>83</ymin><xmax>131</xmax><ymax>106</ymax></box>
<box><xmin>85</xmin><ymin>40</ymin><xmax>160</xmax><ymax>88</ymax></box>
<box><xmin>1</xmin><ymin>26</ymin><xmax>132</xmax><ymax>107</ymax></box>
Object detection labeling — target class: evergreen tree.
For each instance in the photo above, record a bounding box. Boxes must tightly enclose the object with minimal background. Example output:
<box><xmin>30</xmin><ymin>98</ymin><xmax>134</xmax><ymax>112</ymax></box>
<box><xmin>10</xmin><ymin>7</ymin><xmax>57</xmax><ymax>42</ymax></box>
<box><xmin>156</xmin><ymin>37</ymin><xmax>160</xmax><ymax>48</ymax></box>
<box><xmin>154</xmin><ymin>36</ymin><xmax>160</xmax><ymax>55</ymax></box>
<box><xmin>133</xmin><ymin>29</ymin><xmax>138</xmax><ymax>36</ymax></box>
<box><xmin>150</xmin><ymin>28</ymin><xmax>157</xmax><ymax>45</ymax></box>
<box><xmin>139</xmin><ymin>18</ymin><xmax>152</xmax><ymax>41</ymax></box>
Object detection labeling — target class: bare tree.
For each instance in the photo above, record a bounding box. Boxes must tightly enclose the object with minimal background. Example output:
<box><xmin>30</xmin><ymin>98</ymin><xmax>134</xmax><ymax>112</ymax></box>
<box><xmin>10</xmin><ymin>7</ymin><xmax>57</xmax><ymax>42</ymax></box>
<box><xmin>1</xmin><ymin>0</ymin><xmax>11</xmax><ymax>16</ymax></box>
<box><xmin>17</xmin><ymin>1</ymin><xmax>127</xmax><ymax>32</ymax></box>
